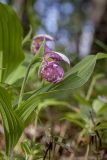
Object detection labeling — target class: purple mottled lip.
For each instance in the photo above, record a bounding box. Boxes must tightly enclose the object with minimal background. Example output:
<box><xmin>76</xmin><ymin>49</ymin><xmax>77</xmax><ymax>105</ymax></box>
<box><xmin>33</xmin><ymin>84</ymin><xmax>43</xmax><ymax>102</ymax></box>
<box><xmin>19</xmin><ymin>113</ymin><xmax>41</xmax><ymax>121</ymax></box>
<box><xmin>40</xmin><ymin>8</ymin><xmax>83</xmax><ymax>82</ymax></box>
<box><xmin>41</xmin><ymin>61</ymin><xmax>64</xmax><ymax>83</ymax></box>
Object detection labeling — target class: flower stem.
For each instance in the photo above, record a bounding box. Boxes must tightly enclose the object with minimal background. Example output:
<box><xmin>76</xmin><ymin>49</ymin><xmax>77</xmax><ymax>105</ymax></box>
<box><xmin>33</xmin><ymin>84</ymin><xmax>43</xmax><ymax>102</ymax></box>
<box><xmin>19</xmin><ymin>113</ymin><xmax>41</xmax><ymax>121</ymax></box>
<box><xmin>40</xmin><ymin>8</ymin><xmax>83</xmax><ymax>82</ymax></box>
<box><xmin>18</xmin><ymin>63</ymin><xmax>32</xmax><ymax>107</ymax></box>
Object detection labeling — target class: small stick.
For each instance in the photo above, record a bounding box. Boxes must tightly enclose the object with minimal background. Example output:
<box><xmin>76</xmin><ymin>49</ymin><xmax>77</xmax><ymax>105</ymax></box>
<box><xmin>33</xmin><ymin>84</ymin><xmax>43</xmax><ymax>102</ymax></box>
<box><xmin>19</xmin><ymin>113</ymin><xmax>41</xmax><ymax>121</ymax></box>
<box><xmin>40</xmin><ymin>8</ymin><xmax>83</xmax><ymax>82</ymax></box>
<box><xmin>43</xmin><ymin>143</ymin><xmax>52</xmax><ymax>160</ymax></box>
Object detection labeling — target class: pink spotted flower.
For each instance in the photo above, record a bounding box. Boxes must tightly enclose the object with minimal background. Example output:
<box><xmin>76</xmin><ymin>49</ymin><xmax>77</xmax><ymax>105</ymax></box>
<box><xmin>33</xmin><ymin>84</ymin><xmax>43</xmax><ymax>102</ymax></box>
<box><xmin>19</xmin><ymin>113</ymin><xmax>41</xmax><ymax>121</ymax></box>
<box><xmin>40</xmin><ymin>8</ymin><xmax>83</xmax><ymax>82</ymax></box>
<box><xmin>31</xmin><ymin>34</ymin><xmax>70</xmax><ymax>84</ymax></box>
<box><xmin>31</xmin><ymin>34</ymin><xmax>53</xmax><ymax>54</ymax></box>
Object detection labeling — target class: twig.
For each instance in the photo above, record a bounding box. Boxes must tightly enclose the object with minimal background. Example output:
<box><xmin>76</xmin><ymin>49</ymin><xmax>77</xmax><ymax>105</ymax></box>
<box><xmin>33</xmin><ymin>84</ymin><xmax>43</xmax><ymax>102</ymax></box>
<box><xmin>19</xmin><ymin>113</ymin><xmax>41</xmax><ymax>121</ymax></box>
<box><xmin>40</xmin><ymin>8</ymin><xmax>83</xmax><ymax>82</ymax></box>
<box><xmin>43</xmin><ymin>143</ymin><xmax>52</xmax><ymax>160</ymax></box>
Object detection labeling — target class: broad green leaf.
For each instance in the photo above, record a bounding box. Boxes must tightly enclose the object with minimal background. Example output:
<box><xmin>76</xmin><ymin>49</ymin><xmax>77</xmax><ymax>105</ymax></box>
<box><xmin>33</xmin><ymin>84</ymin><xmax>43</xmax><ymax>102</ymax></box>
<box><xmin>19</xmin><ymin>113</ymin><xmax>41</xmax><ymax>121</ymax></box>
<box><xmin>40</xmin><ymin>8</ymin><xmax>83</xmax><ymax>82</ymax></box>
<box><xmin>96</xmin><ymin>53</ymin><xmax>107</xmax><ymax>60</ymax></box>
<box><xmin>0</xmin><ymin>85</ymin><xmax>23</xmax><ymax>155</ymax></box>
<box><xmin>5</xmin><ymin>64</ymin><xmax>26</xmax><ymax>84</ymax></box>
<box><xmin>54</xmin><ymin>53</ymin><xmax>107</xmax><ymax>91</ymax></box>
<box><xmin>51</xmin><ymin>55</ymin><xmax>96</xmax><ymax>91</ymax></box>
<box><xmin>0</xmin><ymin>3</ymin><xmax>24</xmax><ymax>82</ymax></box>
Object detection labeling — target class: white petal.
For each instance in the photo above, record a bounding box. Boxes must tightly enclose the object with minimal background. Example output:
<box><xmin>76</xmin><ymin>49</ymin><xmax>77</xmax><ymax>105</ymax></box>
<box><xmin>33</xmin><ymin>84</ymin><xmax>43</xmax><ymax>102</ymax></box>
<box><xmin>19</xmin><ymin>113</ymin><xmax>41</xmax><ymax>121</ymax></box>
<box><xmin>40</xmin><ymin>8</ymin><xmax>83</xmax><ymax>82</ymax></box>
<box><xmin>33</xmin><ymin>34</ymin><xmax>54</xmax><ymax>41</ymax></box>
<box><xmin>53</xmin><ymin>51</ymin><xmax>70</xmax><ymax>65</ymax></box>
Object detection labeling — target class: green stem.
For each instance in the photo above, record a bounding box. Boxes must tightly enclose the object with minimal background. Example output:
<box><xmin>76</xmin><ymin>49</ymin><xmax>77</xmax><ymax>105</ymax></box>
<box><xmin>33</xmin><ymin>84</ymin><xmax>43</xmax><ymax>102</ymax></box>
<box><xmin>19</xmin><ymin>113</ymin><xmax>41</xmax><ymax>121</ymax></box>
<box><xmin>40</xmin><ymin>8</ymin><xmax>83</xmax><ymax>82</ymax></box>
<box><xmin>18</xmin><ymin>43</ymin><xmax>43</xmax><ymax>108</ymax></box>
<box><xmin>86</xmin><ymin>74</ymin><xmax>104</xmax><ymax>100</ymax></box>
<box><xmin>18</xmin><ymin>63</ymin><xmax>32</xmax><ymax>107</ymax></box>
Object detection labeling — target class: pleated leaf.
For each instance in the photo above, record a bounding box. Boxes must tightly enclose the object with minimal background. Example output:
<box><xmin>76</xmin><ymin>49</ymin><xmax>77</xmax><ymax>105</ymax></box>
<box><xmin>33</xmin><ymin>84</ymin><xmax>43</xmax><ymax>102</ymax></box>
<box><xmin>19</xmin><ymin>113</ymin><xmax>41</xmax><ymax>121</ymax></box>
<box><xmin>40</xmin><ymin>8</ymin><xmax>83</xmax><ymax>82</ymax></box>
<box><xmin>0</xmin><ymin>3</ymin><xmax>24</xmax><ymax>82</ymax></box>
<box><xmin>0</xmin><ymin>85</ymin><xmax>23</xmax><ymax>155</ymax></box>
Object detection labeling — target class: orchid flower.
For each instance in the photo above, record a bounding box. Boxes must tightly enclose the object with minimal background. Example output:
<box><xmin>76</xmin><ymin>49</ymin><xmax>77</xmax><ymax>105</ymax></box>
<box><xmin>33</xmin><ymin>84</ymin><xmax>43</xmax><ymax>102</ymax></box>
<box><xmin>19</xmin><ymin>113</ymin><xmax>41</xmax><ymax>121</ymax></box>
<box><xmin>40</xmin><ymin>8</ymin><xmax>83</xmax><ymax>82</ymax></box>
<box><xmin>31</xmin><ymin>34</ymin><xmax>70</xmax><ymax>83</ymax></box>
<box><xmin>31</xmin><ymin>34</ymin><xmax>53</xmax><ymax>54</ymax></box>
